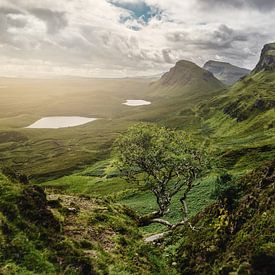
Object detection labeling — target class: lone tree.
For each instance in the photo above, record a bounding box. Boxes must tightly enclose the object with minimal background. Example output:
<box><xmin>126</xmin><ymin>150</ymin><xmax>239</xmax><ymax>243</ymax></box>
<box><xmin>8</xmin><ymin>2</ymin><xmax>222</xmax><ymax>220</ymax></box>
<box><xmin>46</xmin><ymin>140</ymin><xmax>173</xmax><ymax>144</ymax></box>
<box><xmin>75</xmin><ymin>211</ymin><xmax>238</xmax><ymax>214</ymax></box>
<box><xmin>113</xmin><ymin>123</ymin><xmax>211</xmax><ymax>229</ymax></box>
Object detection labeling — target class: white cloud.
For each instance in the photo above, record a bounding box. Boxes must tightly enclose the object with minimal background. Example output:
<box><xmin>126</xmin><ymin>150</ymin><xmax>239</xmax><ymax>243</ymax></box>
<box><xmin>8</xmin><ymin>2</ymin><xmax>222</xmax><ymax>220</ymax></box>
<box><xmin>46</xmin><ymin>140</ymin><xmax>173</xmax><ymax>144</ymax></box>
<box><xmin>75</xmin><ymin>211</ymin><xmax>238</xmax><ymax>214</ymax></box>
<box><xmin>0</xmin><ymin>0</ymin><xmax>274</xmax><ymax>77</ymax></box>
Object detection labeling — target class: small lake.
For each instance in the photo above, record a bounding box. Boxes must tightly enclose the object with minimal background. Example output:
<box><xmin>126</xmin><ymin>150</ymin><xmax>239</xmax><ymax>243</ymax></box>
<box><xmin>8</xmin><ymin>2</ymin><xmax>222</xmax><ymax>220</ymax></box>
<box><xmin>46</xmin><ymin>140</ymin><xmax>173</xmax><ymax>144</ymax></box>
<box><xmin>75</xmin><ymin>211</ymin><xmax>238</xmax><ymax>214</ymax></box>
<box><xmin>123</xmin><ymin>100</ymin><xmax>151</xmax><ymax>106</ymax></box>
<box><xmin>26</xmin><ymin>116</ymin><xmax>98</xmax><ymax>129</ymax></box>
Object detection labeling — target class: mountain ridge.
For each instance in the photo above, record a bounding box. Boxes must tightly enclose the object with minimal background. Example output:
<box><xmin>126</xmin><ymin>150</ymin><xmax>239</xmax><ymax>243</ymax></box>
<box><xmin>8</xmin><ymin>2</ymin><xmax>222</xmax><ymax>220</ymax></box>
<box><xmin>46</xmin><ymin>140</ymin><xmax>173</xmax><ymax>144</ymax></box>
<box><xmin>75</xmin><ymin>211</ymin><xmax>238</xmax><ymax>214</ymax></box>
<box><xmin>150</xmin><ymin>59</ymin><xmax>224</xmax><ymax>97</ymax></box>
<box><xmin>203</xmin><ymin>60</ymin><xmax>250</xmax><ymax>85</ymax></box>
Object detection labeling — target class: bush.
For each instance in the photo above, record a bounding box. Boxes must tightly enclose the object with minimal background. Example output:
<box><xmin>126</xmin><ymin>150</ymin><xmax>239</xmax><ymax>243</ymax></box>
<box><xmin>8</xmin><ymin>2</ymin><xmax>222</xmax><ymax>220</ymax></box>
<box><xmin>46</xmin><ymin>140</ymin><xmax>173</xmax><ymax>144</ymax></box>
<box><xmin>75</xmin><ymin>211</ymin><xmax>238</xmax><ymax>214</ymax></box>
<box><xmin>211</xmin><ymin>173</ymin><xmax>242</xmax><ymax>210</ymax></box>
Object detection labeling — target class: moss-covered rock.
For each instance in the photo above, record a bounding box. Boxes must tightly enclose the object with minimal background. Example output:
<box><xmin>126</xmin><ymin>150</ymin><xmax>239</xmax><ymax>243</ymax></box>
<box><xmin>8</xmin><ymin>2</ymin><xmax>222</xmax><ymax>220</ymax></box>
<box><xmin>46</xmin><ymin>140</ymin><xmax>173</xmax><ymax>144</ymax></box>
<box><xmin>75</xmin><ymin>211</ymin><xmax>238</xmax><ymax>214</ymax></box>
<box><xmin>170</xmin><ymin>161</ymin><xmax>275</xmax><ymax>274</ymax></box>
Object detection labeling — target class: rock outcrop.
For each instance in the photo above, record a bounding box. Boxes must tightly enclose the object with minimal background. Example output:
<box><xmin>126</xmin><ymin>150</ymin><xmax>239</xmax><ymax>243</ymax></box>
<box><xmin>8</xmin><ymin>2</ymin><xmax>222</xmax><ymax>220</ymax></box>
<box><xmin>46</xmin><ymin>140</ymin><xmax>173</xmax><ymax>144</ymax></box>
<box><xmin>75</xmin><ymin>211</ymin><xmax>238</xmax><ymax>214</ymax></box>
<box><xmin>253</xmin><ymin>43</ymin><xmax>275</xmax><ymax>73</ymax></box>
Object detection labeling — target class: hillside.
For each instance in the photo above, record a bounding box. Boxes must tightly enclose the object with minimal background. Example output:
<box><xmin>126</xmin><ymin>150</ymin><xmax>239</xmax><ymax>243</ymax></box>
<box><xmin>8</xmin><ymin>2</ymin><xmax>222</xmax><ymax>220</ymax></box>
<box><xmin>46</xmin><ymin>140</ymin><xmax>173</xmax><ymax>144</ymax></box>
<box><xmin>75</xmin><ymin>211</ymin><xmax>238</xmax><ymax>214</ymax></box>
<box><xmin>196</xmin><ymin>44</ymin><xmax>275</xmax><ymax>172</ymax></box>
<box><xmin>161</xmin><ymin>43</ymin><xmax>275</xmax><ymax>274</ymax></box>
<box><xmin>0</xmin><ymin>42</ymin><xmax>274</xmax><ymax>274</ymax></box>
<box><xmin>171</xmin><ymin>160</ymin><xmax>275</xmax><ymax>274</ymax></box>
<box><xmin>149</xmin><ymin>60</ymin><xmax>224</xmax><ymax>97</ymax></box>
<box><xmin>0</xmin><ymin>171</ymin><xmax>172</xmax><ymax>274</ymax></box>
<box><xmin>203</xmin><ymin>60</ymin><xmax>250</xmax><ymax>85</ymax></box>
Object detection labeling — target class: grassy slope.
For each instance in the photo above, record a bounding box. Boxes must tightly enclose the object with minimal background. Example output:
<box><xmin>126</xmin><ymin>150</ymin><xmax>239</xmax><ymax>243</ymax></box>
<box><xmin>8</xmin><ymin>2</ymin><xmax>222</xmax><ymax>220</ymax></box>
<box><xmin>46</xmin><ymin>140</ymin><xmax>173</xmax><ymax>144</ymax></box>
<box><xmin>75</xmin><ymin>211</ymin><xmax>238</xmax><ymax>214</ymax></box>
<box><xmin>43</xmin><ymin>70</ymin><xmax>274</xmax><ymax>235</ymax></box>
<box><xmin>197</xmin><ymin>71</ymin><xmax>275</xmax><ymax>172</ymax></box>
<box><xmin>42</xmin><ymin>159</ymin><xmax>218</xmax><ymax>234</ymax></box>
<box><xmin>170</xmin><ymin>161</ymin><xmax>275</xmax><ymax>274</ymax></box>
<box><xmin>0</xmin><ymin>172</ymin><xmax>173</xmax><ymax>274</ymax></box>
<box><xmin>148</xmin><ymin>60</ymin><xmax>224</xmax><ymax>98</ymax></box>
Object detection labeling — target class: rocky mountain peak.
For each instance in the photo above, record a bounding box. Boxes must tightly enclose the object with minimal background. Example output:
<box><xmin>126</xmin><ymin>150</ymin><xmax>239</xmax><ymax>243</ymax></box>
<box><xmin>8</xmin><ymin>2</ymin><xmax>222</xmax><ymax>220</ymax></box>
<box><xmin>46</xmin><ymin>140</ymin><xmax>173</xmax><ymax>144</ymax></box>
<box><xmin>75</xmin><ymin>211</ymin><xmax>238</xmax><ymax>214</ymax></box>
<box><xmin>253</xmin><ymin>42</ymin><xmax>275</xmax><ymax>73</ymax></box>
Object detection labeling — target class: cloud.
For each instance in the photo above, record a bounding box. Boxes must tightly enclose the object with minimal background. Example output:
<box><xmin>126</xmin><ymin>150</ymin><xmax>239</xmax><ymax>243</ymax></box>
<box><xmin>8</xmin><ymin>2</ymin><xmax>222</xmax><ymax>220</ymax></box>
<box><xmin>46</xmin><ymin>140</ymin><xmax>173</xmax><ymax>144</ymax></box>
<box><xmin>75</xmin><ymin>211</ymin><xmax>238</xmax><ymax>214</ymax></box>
<box><xmin>28</xmin><ymin>8</ymin><xmax>67</xmax><ymax>34</ymax></box>
<box><xmin>109</xmin><ymin>0</ymin><xmax>162</xmax><ymax>22</ymax></box>
<box><xmin>0</xmin><ymin>0</ymin><xmax>274</xmax><ymax>77</ymax></box>
<box><xmin>197</xmin><ymin>0</ymin><xmax>275</xmax><ymax>12</ymax></box>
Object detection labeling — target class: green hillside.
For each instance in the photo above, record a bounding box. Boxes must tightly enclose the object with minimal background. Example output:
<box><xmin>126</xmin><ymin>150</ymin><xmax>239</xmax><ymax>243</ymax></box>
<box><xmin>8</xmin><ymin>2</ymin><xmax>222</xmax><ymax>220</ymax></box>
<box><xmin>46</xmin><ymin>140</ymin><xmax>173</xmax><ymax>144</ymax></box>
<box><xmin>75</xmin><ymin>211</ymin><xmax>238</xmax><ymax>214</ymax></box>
<box><xmin>0</xmin><ymin>42</ymin><xmax>274</xmax><ymax>274</ymax></box>
<box><xmin>196</xmin><ymin>70</ymin><xmax>275</xmax><ymax>173</ymax></box>
<box><xmin>171</xmin><ymin>160</ymin><xmax>275</xmax><ymax>274</ymax></box>
<box><xmin>149</xmin><ymin>60</ymin><xmax>225</xmax><ymax>97</ymax></box>
<box><xmin>0</xmin><ymin>171</ymin><xmax>172</xmax><ymax>274</ymax></box>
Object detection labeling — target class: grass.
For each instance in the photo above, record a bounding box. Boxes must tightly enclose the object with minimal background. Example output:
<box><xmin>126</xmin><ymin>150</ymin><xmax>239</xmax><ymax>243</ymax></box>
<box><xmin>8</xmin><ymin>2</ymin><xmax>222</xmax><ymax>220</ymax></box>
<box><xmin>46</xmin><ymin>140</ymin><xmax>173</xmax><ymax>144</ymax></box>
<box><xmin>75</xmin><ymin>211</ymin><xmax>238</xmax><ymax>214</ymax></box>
<box><xmin>0</xmin><ymin>171</ymin><xmax>173</xmax><ymax>274</ymax></box>
<box><xmin>43</xmin><ymin>163</ymin><xmax>218</xmax><ymax>235</ymax></box>
<box><xmin>1</xmin><ymin>69</ymin><xmax>275</xmax><ymax>237</ymax></box>
<box><xmin>0</xmin><ymin>75</ymin><xmax>226</xmax><ymax>180</ymax></box>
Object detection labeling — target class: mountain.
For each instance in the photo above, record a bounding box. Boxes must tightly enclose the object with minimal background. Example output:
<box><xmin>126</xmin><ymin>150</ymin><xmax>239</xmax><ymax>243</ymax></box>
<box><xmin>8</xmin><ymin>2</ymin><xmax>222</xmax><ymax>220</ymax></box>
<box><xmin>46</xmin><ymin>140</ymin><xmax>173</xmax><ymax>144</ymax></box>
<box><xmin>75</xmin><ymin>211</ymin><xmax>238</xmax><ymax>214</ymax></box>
<box><xmin>203</xmin><ymin>60</ymin><xmax>250</xmax><ymax>85</ymax></box>
<box><xmin>165</xmin><ymin>42</ymin><xmax>275</xmax><ymax>274</ymax></box>
<box><xmin>189</xmin><ymin>43</ymin><xmax>275</xmax><ymax>181</ymax></box>
<box><xmin>253</xmin><ymin>42</ymin><xmax>275</xmax><ymax>73</ymax></box>
<box><xmin>150</xmin><ymin>60</ymin><xmax>224</xmax><ymax>97</ymax></box>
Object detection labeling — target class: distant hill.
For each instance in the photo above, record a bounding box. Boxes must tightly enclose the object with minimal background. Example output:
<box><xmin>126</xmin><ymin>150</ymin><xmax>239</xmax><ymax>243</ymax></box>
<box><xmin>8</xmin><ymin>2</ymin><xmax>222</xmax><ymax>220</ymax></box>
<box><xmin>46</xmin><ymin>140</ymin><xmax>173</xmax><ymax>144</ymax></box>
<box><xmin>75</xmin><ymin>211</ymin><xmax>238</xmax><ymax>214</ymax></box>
<box><xmin>203</xmin><ymin>60</ymin><xmax>250</xmax><ymax>85</ymax></box>
<box><xmin>150</xmin><ymin>60</ymin><xmax>224</xmax><ymax>97</ymax></box>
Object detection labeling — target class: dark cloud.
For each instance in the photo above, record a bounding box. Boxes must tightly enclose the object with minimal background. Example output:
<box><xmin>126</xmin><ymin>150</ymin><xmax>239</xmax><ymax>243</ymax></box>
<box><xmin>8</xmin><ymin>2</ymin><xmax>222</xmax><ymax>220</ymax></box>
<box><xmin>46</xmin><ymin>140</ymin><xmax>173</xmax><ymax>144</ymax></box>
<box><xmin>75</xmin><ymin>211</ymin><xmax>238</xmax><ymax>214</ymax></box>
<box><xmin>162</xmin><ymin>49</ymin><xmax>173</xmax><ymax>63</ymax></box>
<box><xmin>198</xmin><ymin>0</ymin><xmax>275</xmax><ymax>12</ymax></box>
<box><xmin>6</xmin><ymin>16</ymin><xmax>28</xmax><ymax>28</ymax></box>
<box><xmin>166</xmin><ymin>24</ymin><xmax>264</xmax><ymax>51</ymax></box>
<box><xmin>165</xmin><ymin>24</ymin><xmax>270</xmax><ymax>67</ymax></box>
<box><xmin>29</xmin><ymin>8</ymin><xmax>67</xmax><ymax>34</ymax></box>
<box><xmin>0</xmin><ymin>7</ymin><xmax>24</xmax><ymax>44</ymax></box>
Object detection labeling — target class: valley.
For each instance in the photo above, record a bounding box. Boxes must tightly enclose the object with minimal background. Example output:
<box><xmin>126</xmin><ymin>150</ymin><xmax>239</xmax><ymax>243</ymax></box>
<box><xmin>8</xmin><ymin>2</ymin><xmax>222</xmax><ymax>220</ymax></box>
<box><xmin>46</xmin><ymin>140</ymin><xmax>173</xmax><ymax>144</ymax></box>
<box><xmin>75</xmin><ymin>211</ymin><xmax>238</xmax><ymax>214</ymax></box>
<box><xmin>0</xmin><ymin>42</ymin><xmax>274</xmax><ymax>274</ymax></box>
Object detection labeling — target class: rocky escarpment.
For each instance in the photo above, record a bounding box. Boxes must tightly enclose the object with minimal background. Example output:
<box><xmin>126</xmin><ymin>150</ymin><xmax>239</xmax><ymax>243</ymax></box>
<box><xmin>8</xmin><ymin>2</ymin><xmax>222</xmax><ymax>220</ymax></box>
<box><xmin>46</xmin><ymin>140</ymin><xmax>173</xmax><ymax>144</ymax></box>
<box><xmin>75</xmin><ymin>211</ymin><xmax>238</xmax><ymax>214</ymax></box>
<box><xmin>253</xmin><ymin>43</ymin><xmax>275</xmax><ymax>73</ymax></box>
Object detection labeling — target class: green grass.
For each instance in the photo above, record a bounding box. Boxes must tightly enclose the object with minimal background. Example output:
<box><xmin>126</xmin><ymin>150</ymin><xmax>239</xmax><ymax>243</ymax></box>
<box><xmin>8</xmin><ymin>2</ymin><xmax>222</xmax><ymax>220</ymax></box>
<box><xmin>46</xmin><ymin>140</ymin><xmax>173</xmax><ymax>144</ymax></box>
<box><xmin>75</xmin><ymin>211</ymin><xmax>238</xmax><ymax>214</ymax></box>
<box><xmin>43</xmin><ymin>163</ymin><xmax>218</xmax><ymax>235</ymax></box>
<box><xmin>119</xmin><ymin>175</ymin><xmax>217</xmax><ymax>234</ymax></box>
<box><xmin>1</xmin><ymin>69</ymin><xmax>275</xmax><ymax>238</ymax></box>
<box><xmin>0</xmin><ymin>76</ymin><xmax>218</xmax><ymax>180</ymax></box>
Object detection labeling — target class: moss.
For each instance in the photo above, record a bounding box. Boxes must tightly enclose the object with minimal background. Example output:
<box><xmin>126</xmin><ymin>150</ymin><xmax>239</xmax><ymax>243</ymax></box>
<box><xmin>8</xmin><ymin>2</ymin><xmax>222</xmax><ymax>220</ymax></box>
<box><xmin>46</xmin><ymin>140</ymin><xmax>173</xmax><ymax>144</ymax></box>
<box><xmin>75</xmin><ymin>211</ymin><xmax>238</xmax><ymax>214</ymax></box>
<box><xmin>0</xmin><ymin>173</ymin><xmax>95</xmax><ymax>274</ymax></box>
<box><xmin>171</xmin><ymin>161</ymin><xmax>275</xmax><ymax>274</ymax></box>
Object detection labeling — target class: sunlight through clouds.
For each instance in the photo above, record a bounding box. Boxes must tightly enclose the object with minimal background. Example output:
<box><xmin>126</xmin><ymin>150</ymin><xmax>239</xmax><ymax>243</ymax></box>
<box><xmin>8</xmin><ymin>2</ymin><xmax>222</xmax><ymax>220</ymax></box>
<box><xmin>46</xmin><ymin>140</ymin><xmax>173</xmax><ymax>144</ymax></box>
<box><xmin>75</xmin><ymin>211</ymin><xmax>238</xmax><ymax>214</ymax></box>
<box><xmin>0</xmin><ymin>0</ymin><xmax>274</xmax><ymax>77</ymax></box>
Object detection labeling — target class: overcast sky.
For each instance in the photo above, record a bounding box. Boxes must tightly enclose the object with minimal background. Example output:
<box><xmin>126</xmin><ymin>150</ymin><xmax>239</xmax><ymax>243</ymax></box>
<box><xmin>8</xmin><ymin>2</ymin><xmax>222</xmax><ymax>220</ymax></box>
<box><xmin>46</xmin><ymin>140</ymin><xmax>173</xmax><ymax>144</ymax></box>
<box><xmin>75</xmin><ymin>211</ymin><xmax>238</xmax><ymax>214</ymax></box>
<box><xmin>0</xmin><ymin>0</ymin><xmax>274</xmax><ymax>78</ymax></box>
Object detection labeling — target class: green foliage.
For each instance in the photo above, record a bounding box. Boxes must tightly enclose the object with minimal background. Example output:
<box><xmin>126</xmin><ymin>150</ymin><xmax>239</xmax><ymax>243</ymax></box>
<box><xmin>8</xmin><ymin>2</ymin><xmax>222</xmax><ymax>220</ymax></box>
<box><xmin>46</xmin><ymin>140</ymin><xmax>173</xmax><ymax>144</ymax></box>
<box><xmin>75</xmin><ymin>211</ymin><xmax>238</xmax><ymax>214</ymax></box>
<box><xmin>170</xmin><ymin>161</ymin><xmax>275</xmax><ymax>274</ymax></box>
<box><xmin>113</xmin><ymin>123</ymin><xmax>211</xmax><ymax>218</ymax></box>
<box><xmin>211</xmin><ymin>173</ymin><xmax>243</xmax><ymax>210</ymax></box>
<box><xmin>114</xmin><ymin>123</ymin><xmax>210</xmax><ymax>187</ymax></box>
<box><xmin>0</xmin><ymin>171</ymin><xmax>173</xmax><ymax>274</ymax></box>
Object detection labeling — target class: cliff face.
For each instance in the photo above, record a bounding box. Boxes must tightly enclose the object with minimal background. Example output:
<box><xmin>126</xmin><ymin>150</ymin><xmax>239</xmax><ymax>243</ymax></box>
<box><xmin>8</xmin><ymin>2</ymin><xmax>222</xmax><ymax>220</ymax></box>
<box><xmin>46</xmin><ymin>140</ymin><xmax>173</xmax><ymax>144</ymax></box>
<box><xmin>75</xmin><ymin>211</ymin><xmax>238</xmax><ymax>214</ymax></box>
<box><xmin>253</xmin><ymin>43</ymin><xmax>275</xmax><ymax>73</ymax></box>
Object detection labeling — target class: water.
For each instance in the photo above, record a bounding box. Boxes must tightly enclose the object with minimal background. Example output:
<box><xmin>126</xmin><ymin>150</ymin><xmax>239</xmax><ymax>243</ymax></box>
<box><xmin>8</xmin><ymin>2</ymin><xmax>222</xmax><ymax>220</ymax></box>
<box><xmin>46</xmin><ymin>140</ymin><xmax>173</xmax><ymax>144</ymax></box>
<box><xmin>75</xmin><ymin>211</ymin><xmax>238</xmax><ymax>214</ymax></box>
<box><xmin>26</xmin><ymin>116</ymin><xmax>97</xmax><ymax>129</ymax></box>
<box><xmin>123</xmin><ymin>100</ymin><xmax>151</xmax><ymax>106</ymax></box>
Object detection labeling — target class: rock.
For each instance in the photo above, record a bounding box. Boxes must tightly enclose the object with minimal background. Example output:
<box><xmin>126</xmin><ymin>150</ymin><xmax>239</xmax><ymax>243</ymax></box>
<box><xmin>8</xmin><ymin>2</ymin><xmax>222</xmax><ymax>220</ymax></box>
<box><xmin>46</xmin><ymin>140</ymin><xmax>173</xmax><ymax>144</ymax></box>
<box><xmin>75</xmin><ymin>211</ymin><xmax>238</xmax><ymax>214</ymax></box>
<box><xmin>253</xmin><ymin>43</ymin><xmax>275</xmax><ymax>73</ymax></box>
<box><xmin>67</xmin><ymin>207</ymin><xmax>78</xmax><ymax>213</ymax></box>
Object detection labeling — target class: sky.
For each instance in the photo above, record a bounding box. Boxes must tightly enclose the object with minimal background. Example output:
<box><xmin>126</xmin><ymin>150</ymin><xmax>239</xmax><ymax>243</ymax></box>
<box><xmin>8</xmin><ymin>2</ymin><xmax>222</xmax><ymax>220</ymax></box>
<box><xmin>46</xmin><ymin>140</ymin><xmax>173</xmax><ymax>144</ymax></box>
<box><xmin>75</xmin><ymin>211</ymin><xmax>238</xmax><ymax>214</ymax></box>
<box><xmin>0</xmin><ymin>0</ymin><xmax>274</xmax><ymax>78</ymax></box>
